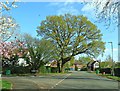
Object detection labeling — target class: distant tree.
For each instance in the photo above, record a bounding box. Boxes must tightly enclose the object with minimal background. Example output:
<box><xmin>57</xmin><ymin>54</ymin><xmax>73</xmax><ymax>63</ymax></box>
<box><xmin>100</xmin><ymin>55</ymin><xmax>113</xmax><ymax>68</ymax></box>
<box><xmin>115</xmin><ymin>62</ymin><xmax>120</xmax><ymax>68</ymax></box>
<box><xmin>37</xmin><ymin>14</ymin><xmax>105</xmax><ymax>72</ymax></box>
<box><xmin>77</xmin><ymin>56</ymin><xmax>93</xmax><ymax>66</ymax></box>
<box><xmin>23</xmin><ymin>34</ymin><xmax>55</xmax><ymax>72</ymax></box>
<box><xmin>70</xmin><ymin>57</ymin><xmax>75</xmax><ymax>66</ymax></box>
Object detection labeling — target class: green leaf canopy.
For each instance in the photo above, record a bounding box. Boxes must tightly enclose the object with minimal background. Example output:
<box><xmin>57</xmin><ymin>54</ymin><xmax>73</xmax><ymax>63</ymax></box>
<box><xmin>37</xmin><ymin>14</ymin><xmax>105</xmax><ymax>70</ymax></box>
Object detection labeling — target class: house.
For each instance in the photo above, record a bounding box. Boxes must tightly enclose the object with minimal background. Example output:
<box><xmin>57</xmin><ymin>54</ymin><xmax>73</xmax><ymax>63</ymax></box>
<box><xmin>17</xmin><ymin>58</ymin><xmax>29</xmax><ymax>67</ymax></box>
<box><xmin>87</xmin><ymin>61</ymin><xmax>100</xmax><ymax>71</ymax></box>
<box><xmin>70</xmin><ymin>62</ymin><xmax>84</xmax><ymax>71</ymax></box>
<box><xmin>45</xmin><ymin>60</ymin><xmax>58</xmax><ymax>73</ymax></box>
<box><xmin>45</xmin><ymin>60</ymin><xmax>57</xmax><ymax>67</ymax></box>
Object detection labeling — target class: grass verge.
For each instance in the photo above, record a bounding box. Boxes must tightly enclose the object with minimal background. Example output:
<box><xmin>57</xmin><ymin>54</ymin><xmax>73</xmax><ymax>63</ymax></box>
<box><xmin>104</xmin><ymin>75</ymin><xmax>120</xmax><ymax>81</ymax></box>
<box><xmin>98</xmin><ymin>73</ymin><xmax>120</xmax><ymax>81</ymax></box>
<box><xmin>0</xmin><ymin>80</ymin><xmax>12</xmax><ymax>90</ymax></box>
<box><xmin>87</xmin><ymin>71</ymin><xmax>120</xmax><ymax>81</ymax></box>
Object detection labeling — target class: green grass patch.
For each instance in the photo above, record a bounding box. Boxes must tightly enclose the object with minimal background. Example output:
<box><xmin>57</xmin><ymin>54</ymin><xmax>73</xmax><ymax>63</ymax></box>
<box><xmin>87</xmin><ymin>71</ymin><xmax>120</xmax><ymax>81</ymax></box>
<box><xmin>107</xmin><ymin>76</ymin><xmax>120</xmax><ymax>81</ymax></box>
<box><xmin>0</xmin><ymin>80</ymin><xmax>12</xmax><ymax>90</ymax></box>
<box><xmin>98</xmin><ymin>73</ymin><xmax>120</xmax><ymax>81</ymax></box>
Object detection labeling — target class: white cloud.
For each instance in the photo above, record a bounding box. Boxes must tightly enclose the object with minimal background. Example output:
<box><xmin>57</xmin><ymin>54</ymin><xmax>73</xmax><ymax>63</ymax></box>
<box><xmin>81</xmin><ymin>2</ymin><xmax>98</xmax><ymax>21</ymax></box>
<box><xmin>63</xmin><ymin>0</ymin><xmax>76</xmax><ymax>6</ymax></box>
<box><xmin>81</xmin><ymin>2</ymin><xmax>94</xmax><ymax>12</ymax></box>
<box><xmin>57</xmin><ymin>6</ymin><xmax>79</xmax><ymax>15</ymax></box>
<box><xmin>49</xmin><ymin>2</ymin><xmax>60</xmax><ymax>6</ymax></box>
<box><xmin>49</xmin><ymin>2</ymin><xmax>80</xmax><ymax>15</ymax></box>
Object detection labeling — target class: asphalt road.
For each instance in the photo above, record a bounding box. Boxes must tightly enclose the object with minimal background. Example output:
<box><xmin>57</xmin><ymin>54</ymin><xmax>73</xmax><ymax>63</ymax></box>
<box><xmin>2</xmin><ymin>71</ymin><xmax>119</xmax><ymax>90</ymax></box>
<box><xmin>53</xmin><ymin>71</ymin><xmax>119</xmax><ymax>89</ymax></box>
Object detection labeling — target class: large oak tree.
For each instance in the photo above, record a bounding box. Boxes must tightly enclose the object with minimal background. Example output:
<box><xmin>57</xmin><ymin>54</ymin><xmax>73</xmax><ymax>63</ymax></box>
<box><xmin>37</xmin><ymin>14</ymin><xmax>105</xmax><ymax>72</ymax></box>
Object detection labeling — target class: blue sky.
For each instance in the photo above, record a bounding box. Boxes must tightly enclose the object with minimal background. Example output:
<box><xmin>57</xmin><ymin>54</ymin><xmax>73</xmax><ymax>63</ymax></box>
<box><xmin>4</xmin><ymin>2</ymin><xmax>118</xmax><ymax>61</ymax></box>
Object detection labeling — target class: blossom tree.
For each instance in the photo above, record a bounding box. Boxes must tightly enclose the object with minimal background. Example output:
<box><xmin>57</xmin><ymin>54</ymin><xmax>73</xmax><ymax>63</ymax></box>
<box><xmin>1</xmin><ymin>38</ymin><xmax>28</xmax><ymax>68</ymax></box>
<box><xmin>0</xmin><ymin>0</ymin><xmax>19</xmax><ymax>42</ymax></box>
<box><xmin>0</xmin><ymin>1</ymin><xmax>20</xmax><ymax>72</ymax></box>
<box><xmin>0</xmin><ymin>0</ymin><xmax>18</xmax><ymax>13</ymax></box>
<box><xmin>0</xmin><ymin>16</ymin><xmax>19</xmax><ymax>42</ymax></box>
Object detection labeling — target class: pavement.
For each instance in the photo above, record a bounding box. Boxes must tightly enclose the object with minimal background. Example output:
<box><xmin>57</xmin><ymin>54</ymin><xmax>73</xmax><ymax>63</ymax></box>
<box><xmin>2</xmin><ymin>71</ymin><xmax>119</xmax><ymax>90</ymax></box>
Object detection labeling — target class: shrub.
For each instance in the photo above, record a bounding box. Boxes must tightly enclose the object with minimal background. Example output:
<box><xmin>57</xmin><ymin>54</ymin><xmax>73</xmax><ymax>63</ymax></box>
<box><xmin>39</xmin><ymin>66</ymin><xmax>47</xmax><ymax>73</ymax></box>
<box><xmin>80</xmin><ymin>67</ymin><xmax>87</xmax><ymax>71</ymax></box>
<box><xmin>100</xmin><ymin>68</ymin><xmax>111</xmax><ymax>74</ymax></box>
<box><xmin>51</xmin><ymin>67</ymin><xmax>58</xmax><ymax>73</ymax></box>
<box><xmin>11</xmin><ymin>66</ymin><xmax>31</xmax><ymax>74</ymax></box>
<box><xmin>114</xmin><ymin>68</ymin><xmax>120</xmax><ymax>77</ymax></box>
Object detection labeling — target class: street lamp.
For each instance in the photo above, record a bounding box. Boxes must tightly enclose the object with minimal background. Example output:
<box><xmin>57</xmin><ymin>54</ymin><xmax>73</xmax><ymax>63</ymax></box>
<box><xmin>108</xmin><ymin>42</ymin><xmax>114</xmax><ymax>76</ymax></box>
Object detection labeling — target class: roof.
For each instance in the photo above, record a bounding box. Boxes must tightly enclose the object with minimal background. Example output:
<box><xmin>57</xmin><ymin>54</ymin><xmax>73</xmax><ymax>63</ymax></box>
<box><xmin>87</xmin><ymin>61</ymin><xmax>99</xmax><ymax>67</ymax></box>
<box><xmin>45</xmin><ymin>60</ymin><xmax>57</xmax><ymax>67</ymax></box>
<box><xmin>91</xmin><ymin>61</ymin><xmax>99</xmax><ymax>65</ymax></box>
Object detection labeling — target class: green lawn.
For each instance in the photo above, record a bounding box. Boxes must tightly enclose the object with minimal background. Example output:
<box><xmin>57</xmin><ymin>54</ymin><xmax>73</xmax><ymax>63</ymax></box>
<box><xmin>0</xmin><ymin>80</ymin><xmax>12</xmax><ymax>90</ymax></box>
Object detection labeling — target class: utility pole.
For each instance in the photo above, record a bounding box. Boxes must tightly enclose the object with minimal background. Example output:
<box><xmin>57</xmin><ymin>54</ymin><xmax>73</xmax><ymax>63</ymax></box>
<box><xmin>108</xmin><ymin>42</ymin><xmax>114</xmax><ymax>76</ymax></box>
<box><xmin>118</xmin><ymin>5</ymin><xmax>120</xmax><ymax>90</ymax></box>
<box><xmin>118</xmin><ymin>1</ymin><xmax>120</xmax><ymax>70</ymax></box>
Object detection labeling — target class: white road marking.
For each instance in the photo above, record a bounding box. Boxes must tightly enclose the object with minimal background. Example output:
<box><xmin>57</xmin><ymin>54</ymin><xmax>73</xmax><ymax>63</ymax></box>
<box><xmin>51</xmin><ymin>74</ymin><xmax>71</xmax><ymax>89</ymax></box>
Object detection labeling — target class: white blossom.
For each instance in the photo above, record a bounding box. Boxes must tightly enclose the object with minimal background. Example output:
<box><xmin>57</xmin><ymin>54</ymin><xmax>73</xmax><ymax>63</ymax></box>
<box><xmin>0</xmin><ymin>16</ymin><xmax>18</xmax><ymax>42</ymax></box>
<box><xmin>12</xmin><ymin>4</ymin><xmax>18</xmax><ymax>8</ymax></box>
<box><xmin>0</xmin><ymin>0</ymin><xmax>19</xmax><ymax>12</ymax></box>
<box><xmin>0</xmin><ymin>0</ymin><xmax>19</xmax><ymax>42</ymax></box>
<box><xmin>8</xmin><ymin>18</ymin><xmax>12</xmax><ymax>22</ymax></box>
<box><xmin>6</xmin><ymin>0</ymin><xmax>9</xmax><ymax>5</ymax></box>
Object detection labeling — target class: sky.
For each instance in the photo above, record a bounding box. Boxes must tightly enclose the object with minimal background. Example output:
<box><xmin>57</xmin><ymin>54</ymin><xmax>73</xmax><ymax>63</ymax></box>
<box><xmin>3</xmin><ymin>2</ymin><xmax>118</xmax><ymax>61</ymax></box>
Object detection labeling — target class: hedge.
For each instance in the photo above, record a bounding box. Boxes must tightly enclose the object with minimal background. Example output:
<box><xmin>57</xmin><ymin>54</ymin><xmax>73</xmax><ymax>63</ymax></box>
<box><xmin>80</xmin><ymin>67</ymin><xmax>87</xmax><ymax>71</ymax></box>
<box><xmin>100</xmin><ymin>68</ymin><xmax>120</xmax><ymax>77</ymax></box>
<box><xmin>100</xmin><ymin>68</ymin><xmax>111</xmax><ymax>74</ymax></box>
<box><xmin>114</xmin><ymin>68</ymin><xmax>120</xmax><ymax>77</ymax></box>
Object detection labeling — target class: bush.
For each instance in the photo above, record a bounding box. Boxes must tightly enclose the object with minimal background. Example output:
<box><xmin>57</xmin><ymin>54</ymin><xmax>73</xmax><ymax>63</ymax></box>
<box><xmin>39</xmin><ymin>66</ymin><xmax>47</xmax><ymax>73</ymax></box>
<box><xmin>2</xmin><ymin>66</ymin><xmax>31</xmax><ymax>75</ymax></box>
<box><xmin>11</xmin><ymin>66</ymin><xmax>31</xmax><ymax>74</ymax></box>
<box><xmin>51</xmin><ymin>67</ymin><xmax>58</xmax><ymax>73</ymax></box>
<box><xmin>114</xmin><ymin>68</ymin><xmax>120</xmax><ymax>77</ymax></box>
<box><xmin>100</xmin><ymin>68</ymin><xmax>111</xmax><ymax>74</ymax></box>
<box><xmin>80</xmin><ymin>67</ymin><xmax>87</xmax><ymax>71</ymax></box>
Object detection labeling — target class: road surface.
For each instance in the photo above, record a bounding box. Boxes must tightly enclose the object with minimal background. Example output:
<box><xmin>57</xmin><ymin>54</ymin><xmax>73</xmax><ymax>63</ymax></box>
<box><xmin>2</xmin><ymin>71</ymin><xmax>119</xmax><ymax>90</ymax></box>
